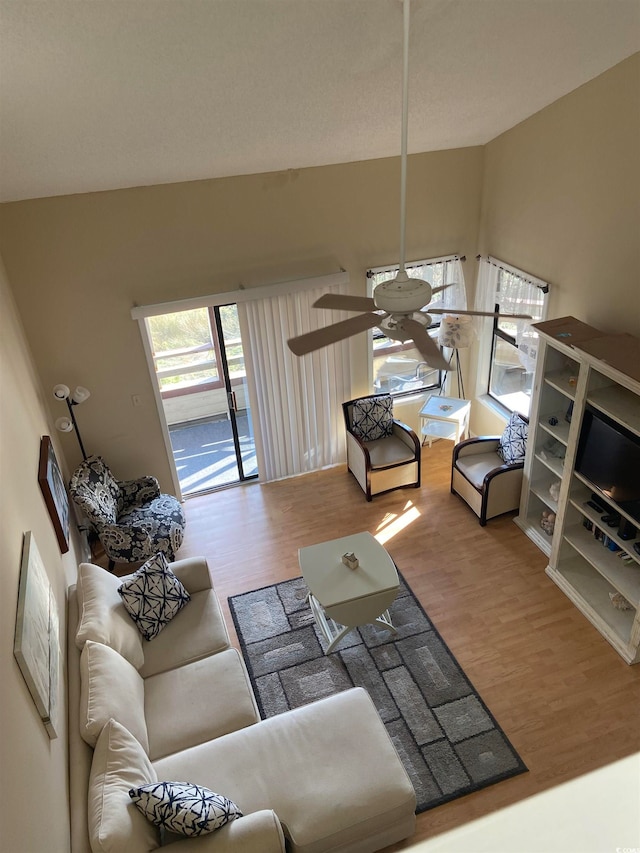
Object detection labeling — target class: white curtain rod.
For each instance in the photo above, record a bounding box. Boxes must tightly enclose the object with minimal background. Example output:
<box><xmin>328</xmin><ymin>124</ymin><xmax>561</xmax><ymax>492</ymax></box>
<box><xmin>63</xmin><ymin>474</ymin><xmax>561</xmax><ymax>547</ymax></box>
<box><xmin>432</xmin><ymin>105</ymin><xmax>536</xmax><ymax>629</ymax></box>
<box><xmin>130</xmin><ymin>270</ymin><xmax>350</xmax><ymax>320</ymax></box>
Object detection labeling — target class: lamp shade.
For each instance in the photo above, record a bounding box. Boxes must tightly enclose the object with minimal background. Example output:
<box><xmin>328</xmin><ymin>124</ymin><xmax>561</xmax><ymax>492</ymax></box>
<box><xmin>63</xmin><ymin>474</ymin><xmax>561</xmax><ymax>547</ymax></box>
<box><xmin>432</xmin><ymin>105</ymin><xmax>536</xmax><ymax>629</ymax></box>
<box><xmin>71</xmin><ymin>386</ymin><xmax>91</xmax><ymax>404</ymax></box>
<box><xmin>55</xmin><ymin>416</ymin><xmax>73</xmax><ymax>433</ymax></box>
<box><xmin>438</xmin><ymin>315</ymin><xmax>474</xmax><ymax>349</ymax></box>
<box><xmin>53</xmin><ymin>384</ymin><xmax>70</xmax><ymax>401</ymax></box>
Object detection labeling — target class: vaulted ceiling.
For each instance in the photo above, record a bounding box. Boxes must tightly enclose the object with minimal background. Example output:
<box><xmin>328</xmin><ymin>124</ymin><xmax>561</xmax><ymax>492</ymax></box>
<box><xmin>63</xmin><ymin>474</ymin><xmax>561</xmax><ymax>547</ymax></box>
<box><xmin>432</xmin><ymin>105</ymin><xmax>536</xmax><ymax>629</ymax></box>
<box><xmin>1</xmin><ymin>0</ymin><xmax>638</xmax><ymax>202</ymax></box>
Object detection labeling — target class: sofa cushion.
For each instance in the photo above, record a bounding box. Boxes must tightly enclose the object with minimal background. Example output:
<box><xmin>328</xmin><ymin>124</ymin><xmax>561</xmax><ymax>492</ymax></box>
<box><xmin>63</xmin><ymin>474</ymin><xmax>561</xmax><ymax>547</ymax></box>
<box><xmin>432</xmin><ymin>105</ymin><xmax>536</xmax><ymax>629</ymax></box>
<box><xmin>88</xmin><ymin>718</ymin><xmax>159</xmax><ymax>853</ymax></box>
<box><xmin>118</xmin><ymin>553</ymin><xmax>190</xmax><ymax>641</ymax></box>
<box><xmin>152</xmin><ymin>687</ymin><xmax>416</xmax><ymax>853</ymax></box>
<box><xmin>351</xmin><ymin>395</ymin><xmax>394</xmax><ymax>441</ymax></box>
<box><xmin>75</xmin><ymin>562</ymin><xmax>144</xmax><ymax>669</ymax></box>
<box><xmin>129</xmin><ymin>782</ymin><xmax>242</xmax><ymax>837</ymax></box>
<box><xmin>144</xmin><ymin>648</ymin><xmax>259</xmax><ymax>760</ymax></box>
<box><xmin>80</xmin><ymin>640</ymin><xmax>149</xmax><ymax>752</ymax></box>
<box><xmin>455</xmin><ymin>450</ymin><xmax>506</xmax><ymax>489</ymax></box>
<box><xmin>140</xmin><ymin>589</ymin><xmax>231</xmax><ymax>679</ymax></box>
<box><xmin>366</xmin><ymin>433</ymin><xmax>417</xmax><ymax>468</ymax></box>
<box><xmin>498</xmin><ymin>412</ymin><xmax>528</xmax><ymax>464</ymax></box>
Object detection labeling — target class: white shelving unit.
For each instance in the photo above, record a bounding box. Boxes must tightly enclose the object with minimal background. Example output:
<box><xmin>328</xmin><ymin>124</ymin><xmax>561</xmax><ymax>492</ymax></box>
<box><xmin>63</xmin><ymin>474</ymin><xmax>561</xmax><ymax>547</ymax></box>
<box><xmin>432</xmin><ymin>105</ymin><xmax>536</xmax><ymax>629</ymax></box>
<box><xmin>515</xmin><ymin>317</ymin><xmax>640</xmax><ymax>664</ymax></box>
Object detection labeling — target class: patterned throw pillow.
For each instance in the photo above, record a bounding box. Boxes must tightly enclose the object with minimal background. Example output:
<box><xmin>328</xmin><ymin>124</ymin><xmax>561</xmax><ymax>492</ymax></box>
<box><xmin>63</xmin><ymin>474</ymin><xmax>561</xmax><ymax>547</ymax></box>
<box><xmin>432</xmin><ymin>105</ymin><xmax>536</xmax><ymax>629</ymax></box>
<box><xmin>498</xmin><ymin>412</ymin><xmax>529</xmax><ymax>464</ymax></box>
<box><xmin>351</xmin><ymin>396</ymin><xmax>394</xmax><ymax>441</ymax></box>
<box><xmin>129</xmin><ymin>782</ymin><xmax>242</xmax><ymax>837</ymax></box>
<box><xmin>118</xmin><ymin>553</ymin><xmax>190</xmax><ymax>641</ymax></box>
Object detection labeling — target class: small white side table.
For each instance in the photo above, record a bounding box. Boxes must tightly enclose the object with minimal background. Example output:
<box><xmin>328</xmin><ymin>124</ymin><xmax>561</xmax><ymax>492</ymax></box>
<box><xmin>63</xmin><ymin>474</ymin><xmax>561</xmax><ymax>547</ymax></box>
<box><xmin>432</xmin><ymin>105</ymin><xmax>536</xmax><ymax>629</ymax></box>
<box><xmin>419</xmin><ymin>395</ymin><xmax>470</xmax><ymax>447</ymax></box>
<box><xmin>298</xmin><ymin>532</ymin><xmax>398</xmax><ymax>654</ymax></box>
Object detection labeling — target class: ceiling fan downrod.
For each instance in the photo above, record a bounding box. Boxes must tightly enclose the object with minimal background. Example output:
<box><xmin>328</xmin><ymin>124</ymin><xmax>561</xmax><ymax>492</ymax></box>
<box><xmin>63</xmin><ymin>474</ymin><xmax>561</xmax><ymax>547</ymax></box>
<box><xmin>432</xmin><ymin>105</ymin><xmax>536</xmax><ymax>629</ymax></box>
<box><xmin>398</xmin><ymin>0</ymin><xmax>410</xmax><ymax>276</ymax></box>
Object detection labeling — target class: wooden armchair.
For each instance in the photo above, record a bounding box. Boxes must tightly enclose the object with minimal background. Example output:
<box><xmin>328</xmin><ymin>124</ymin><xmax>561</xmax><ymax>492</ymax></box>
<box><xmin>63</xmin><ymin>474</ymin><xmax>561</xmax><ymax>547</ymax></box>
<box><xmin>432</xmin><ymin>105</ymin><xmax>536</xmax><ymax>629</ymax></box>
<box><xmin>451</xmin><ymin>413</ymin><xmax>529</xmax><ymax>525</ymax></box>
<box><xmin>342</xmin><ymin>394</ymin><xmax>421</xmax><ymax>501</ymax></box>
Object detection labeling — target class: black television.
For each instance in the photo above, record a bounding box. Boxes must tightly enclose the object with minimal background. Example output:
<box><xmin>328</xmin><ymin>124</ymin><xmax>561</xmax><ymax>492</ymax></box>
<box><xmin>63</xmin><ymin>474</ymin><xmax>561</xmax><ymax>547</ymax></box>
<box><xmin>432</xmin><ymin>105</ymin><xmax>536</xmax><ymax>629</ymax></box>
<box><xmin>575</xmin><ymin>405</ymin><xmax>640</xmax><ymax>523</ymax></box>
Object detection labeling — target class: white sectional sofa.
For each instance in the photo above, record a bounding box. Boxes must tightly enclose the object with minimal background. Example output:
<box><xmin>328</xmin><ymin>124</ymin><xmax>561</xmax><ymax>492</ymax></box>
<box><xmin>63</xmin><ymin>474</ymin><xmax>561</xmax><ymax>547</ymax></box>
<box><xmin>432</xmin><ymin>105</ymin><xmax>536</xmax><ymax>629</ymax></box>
<box><xmin>68</xmin><ymin>557</ymin><xmax>417</xmax><ymax>853</ymax></box>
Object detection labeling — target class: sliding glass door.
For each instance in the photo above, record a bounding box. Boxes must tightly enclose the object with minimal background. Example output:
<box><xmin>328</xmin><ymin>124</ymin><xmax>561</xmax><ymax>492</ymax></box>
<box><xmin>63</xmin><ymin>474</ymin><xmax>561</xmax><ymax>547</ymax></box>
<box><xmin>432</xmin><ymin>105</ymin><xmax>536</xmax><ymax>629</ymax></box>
<box><xmin>147</xmin><ymin>304</ymin><xmax>257</xmax><ymax>496</ymax></box>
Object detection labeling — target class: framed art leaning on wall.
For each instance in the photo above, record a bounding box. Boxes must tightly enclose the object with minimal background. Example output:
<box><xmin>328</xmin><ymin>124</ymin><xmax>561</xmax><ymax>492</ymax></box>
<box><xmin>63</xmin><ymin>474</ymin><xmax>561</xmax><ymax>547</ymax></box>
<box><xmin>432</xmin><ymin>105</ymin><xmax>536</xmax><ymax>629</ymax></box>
<box><xmin>14</xmin><ymin>531</ymin><xmax>60</xmax><ymax>738</ymax></box>
<box><xmin>38</xmin><ymin>435</ymin><xmax>69</xmax><ymax>553</ymax></box>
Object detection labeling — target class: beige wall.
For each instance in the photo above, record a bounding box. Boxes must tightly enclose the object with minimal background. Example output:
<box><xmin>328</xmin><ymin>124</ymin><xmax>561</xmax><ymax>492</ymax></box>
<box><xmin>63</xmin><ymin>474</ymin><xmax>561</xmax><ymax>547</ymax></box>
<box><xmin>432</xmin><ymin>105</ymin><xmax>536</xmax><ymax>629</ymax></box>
<box><xmin>0</xmin><ymin>258</ymin><xmax>84</xmax><ymax>852</ymax></box>
<box><xmin>0</xmin><ymin>148</ymin><xmax>483</xmax><ymax>489</ymax></box>
<box><xmin>472</xmin><ymin>52</ymin><xmax>640</xmax><ymax>436</ymax></box>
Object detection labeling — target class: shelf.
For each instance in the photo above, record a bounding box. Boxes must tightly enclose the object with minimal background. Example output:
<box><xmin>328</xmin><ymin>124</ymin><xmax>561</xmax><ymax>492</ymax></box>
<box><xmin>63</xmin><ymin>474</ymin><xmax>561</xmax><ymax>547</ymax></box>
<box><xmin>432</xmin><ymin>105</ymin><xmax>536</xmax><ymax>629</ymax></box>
<box><xmin>420</xmin><ymin>420</ymin><xmax>458</xmax><ymax>440</ymax></box>
<box><xmin>519</xmin><ymin>320</ymin><xmax>640</xmax><ymax>664</ymax></box>
<box><xmin>544</xmin><ymin>370</ymin><xmax>578</xmax><ymax>400</ymax></box>
<box><xmin>551</xmin><ymin>556</ymin><xmax>635</xmax><ymax>649</ymax></box>
<box><xmin>514</xmin><ymin>516</ymin><xmax>552</xmax><ymax>556</ymax></box>
<box><xmin>563</xmin><ymin>525</ymin><xmax>640</xmax><ymax>606</ymax></box>
<box><xmin>587</xmin><ymin>385</ymin><xmax>640</xmax><ymax>437</ymax></box>
<box><xmin>572</xmin><ymin>471</ymin><xmax>640</xmax><ymax>530</ymax></box>
<box><xmin>534</xmin><ymin>451</ymin><xmax>564</xmax><ymax>479</ymax></box>
<box><xmin>538</xmin><ymin>415</ymin><xmax>571</xmax><ymax>446</ymax></box>
<box><xmin>530</xmin><ymin>466</ymin><xmax>560</xmax><ymax>513</ymax></box>
<box><xmin>567</xmin><ymin>496</ymin><xmax>640</xmax><ymax>568</ymax></box>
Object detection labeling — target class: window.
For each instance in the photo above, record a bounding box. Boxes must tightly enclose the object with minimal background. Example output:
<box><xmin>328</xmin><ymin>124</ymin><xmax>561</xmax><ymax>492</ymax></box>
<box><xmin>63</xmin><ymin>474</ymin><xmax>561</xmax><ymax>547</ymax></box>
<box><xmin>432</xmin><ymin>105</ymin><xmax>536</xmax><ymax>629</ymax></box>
<box><xmin>367</xmin><ymin>255</ymin><xmax>467</xmax><ymax>398</ymax></box>
<box><xmin>147</xmin><ymin>306</ymin><xmax>244</xmax><ymax>398</ymax></box>
<box><xmin>476</xmin><ymin>258</ymin><xmax>548</xmax><ymax>417</ymax></box>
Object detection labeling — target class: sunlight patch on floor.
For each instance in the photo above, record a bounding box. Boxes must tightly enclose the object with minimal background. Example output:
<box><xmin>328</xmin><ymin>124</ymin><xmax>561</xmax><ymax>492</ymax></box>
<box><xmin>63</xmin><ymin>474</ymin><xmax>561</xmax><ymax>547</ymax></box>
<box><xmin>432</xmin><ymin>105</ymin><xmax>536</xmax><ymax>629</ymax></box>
<box><xmin>375</xmin><ymin>501</ymin><xmax>421</xmax><ymax>545</ymax></box>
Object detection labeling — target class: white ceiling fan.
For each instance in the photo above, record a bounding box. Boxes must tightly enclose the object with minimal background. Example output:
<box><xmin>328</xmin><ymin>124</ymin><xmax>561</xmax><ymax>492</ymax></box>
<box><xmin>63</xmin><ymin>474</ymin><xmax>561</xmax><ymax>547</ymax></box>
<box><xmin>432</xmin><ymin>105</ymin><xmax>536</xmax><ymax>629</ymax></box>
<box><xmin>287</xmin><ymin>0</ymin><xmax>530</xmax><ymax>371</ymax></box>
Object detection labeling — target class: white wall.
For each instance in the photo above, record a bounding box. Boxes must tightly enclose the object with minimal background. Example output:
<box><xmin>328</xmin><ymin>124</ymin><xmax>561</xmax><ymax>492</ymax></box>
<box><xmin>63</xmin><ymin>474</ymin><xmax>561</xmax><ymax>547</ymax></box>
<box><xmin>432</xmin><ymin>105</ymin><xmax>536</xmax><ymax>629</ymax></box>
<box><xmin>0</xmin><ymin>257</ymin><xmax>84</xmax><ymax>851</ymax></box>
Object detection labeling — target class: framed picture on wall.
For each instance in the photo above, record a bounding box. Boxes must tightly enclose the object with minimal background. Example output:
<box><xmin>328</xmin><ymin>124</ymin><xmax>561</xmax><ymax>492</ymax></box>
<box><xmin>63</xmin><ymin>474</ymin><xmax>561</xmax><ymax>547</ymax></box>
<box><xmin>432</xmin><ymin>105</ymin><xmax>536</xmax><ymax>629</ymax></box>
<box><xmin>14</xmin><ymin>531</ymin><xmax>60</xmax><ymax>738</ymax></box>
<box><xmin>38</xmin><ymin>435</ymin><xmax>69</xmax><ymax>554</ymax></box>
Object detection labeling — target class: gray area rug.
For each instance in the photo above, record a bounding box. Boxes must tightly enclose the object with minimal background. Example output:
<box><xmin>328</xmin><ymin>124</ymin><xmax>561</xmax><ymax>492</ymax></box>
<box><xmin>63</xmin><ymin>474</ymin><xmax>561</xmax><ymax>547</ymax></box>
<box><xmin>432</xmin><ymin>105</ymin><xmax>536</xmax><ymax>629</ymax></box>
<box><xmin>229</xmin><ymin>574</ymin><xmax>527</xmax><ymax>813</ymax></box>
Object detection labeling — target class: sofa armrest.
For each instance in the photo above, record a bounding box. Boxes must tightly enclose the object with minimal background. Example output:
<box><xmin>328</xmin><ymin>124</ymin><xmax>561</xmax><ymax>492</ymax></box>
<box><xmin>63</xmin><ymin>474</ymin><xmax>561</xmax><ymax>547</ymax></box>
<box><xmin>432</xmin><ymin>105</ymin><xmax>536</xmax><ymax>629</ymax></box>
<box><xmin>165</xmin><ymin>810</ymin><xmax>285</xmax><ymax>853</ymax></box>
<box><xmin>169</xmin><ymin>557</ymin><xmax>213</xmax><ymax>594</ymax></box>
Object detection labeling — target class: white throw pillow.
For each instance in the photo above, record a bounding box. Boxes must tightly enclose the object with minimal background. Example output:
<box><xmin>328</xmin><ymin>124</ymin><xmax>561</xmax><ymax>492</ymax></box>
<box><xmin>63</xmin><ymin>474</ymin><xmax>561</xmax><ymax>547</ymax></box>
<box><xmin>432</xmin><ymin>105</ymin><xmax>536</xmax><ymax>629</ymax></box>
<box><xmin>80</xmin><ymin>640</ymin><xmax>149</xmax><ymax>752</ymax></box>
<box><xmin>129</xmin><ymin>781</ymin><xmax>242</xmax><ymax>837</ymax></box>
<box><xmin>118</xmin><ymin>553</ymin><xmax>190</xmax><ymax>641</ymax></box>
<box><xmin>89</xmin><ymin>719</ymin><xmax>159</xmax><ymax>853</ymax></box>
<box><xmin>76</xmin><ymin>562</ymin><xmax>144</xmax><ymax>669</ymax></box>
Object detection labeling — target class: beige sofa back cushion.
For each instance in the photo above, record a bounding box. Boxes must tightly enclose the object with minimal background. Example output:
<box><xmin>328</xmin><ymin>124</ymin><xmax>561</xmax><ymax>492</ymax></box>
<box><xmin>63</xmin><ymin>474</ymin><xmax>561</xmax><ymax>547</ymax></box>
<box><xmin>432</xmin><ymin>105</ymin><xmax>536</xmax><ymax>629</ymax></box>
<box><xmin>80</xmin><ymin>640</ymin><xmax>149</xmax><ymax>752</ymax></box>
<box><xmin>76</xmin><ymin>562</ymin><xmax>144</xmax><ymax>669</ymax></box>
<box><xmin>89</xmin><ymin>718</ymin><xmax>159</xmax><ymax>853</ymax></box>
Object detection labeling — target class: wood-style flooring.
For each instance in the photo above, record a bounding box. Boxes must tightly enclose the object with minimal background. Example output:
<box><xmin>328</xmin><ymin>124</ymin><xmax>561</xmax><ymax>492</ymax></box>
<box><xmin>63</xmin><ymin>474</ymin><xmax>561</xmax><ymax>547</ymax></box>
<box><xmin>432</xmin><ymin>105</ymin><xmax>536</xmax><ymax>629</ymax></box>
<box><xmin>170</xmin><ymin>441</ymin><xmax>640</xmax><ymax>849</ymax></box>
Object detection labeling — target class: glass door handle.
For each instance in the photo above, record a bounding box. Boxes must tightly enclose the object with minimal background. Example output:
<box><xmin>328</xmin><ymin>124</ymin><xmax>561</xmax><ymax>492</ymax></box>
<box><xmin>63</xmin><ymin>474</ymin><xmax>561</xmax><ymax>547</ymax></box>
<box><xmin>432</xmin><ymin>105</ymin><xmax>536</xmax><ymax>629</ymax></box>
<box><xmin>228</xmin><ymin>390</ymin><xmax>238</xmax><ymax>412</ymax></box>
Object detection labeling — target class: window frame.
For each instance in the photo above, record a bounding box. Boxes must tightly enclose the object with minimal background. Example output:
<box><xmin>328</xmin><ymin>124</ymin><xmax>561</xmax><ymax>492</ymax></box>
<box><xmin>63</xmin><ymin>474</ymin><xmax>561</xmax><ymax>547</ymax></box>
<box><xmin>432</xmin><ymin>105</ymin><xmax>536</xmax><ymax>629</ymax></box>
<box><xmin>151</xmin><ymin>305</ymin><xmax>228</xmax><ymax>400</ymax></box>
<box><xmin>479</xmin><ymin>258</ymin><xmax>549</xmax><ymax>418</ymax></box>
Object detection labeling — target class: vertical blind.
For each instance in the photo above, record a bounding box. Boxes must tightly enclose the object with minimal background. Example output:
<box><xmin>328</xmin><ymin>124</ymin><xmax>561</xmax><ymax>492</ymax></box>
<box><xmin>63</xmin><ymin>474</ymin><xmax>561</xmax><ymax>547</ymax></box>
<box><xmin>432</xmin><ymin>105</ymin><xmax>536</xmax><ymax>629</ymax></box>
<box><xmin>238</xmin><ymin>281</ymin><xmax>351</xmax><ymax>482</ymax></box>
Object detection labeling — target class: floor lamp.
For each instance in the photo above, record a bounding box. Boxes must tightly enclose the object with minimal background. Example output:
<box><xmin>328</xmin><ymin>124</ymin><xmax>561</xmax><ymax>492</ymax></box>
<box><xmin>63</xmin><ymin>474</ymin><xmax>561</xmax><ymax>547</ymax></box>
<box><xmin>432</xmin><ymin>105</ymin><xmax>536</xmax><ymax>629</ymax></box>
<box><xmin>438</xmin><ymin>315</ymin><xmax>474</xmax><ymax>399</ymax></box>
<box><xmin>53</xmin><ymin>384</ymin><xmax>90</xmax><ymax>460</ymax></box>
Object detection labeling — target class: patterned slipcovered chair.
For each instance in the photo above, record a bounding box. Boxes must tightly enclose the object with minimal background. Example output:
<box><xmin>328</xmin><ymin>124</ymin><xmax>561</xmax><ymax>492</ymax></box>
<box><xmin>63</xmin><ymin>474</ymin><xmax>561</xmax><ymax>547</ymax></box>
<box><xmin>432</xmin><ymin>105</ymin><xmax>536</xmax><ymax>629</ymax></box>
<box><xmin>69</xmin><ymin>456</ymin><xmax>185</xmax><ymax>568</ymax></box>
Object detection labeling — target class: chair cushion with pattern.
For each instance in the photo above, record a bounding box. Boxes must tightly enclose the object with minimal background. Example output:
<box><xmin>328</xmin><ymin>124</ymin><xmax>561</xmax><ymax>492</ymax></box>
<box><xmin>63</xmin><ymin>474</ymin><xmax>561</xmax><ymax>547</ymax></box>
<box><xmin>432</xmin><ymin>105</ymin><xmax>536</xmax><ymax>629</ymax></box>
<box><xmin>351</xmin><ymin>396</ymin><xmax>394</xmax><ymax>441</ymax></box>
<box><xmin>498</xmin><ymin>412</ymin><xmax>529</xmax><ymax>464</ymax></box>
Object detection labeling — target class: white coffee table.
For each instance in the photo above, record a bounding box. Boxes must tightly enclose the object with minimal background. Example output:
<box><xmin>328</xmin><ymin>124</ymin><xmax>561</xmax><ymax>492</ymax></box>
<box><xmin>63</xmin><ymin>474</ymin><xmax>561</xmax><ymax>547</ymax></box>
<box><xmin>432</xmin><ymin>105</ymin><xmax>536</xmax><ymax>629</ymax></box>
<box><xmin>298</xmin><ymin>532</ymin><xmax>399</xmax><ymax>654</ymax></box>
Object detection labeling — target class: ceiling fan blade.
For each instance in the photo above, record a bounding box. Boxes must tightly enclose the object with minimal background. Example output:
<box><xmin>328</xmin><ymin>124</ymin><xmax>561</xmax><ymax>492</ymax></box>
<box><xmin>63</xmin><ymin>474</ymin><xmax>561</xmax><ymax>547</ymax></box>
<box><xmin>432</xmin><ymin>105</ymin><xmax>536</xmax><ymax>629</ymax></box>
<box><xmin>397</xmin><ymin>317</ymin><xmax>451</xmax><ymax>372</ymax></box>
<box><xmin>430</xmin><ymin>283</ymin><xmax>454</xmax><ymax>297</ymax></box>
<box><xmin>287</xmin><ymin>313</ymin><xmax>381</xmax><ymax>356</ymax></box>
<box><xmin>429</xmin><ymin>308</ymin><xmax>532</xmax><ymax>320</ymax></box>
<box><xmin>313</xmin><ymin>293</ymin><xmax>377</xmax><ymax>312</ymax></box>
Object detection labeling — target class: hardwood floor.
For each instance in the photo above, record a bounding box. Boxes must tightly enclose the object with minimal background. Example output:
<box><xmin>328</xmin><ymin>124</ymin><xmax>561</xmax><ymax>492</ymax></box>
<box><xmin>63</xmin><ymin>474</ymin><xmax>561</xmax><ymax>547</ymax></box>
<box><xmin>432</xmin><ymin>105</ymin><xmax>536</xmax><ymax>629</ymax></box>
<box><xmin>177</xmin><ymin>440</ymin><xmax>640</xmax><ymax>849</ymax></box>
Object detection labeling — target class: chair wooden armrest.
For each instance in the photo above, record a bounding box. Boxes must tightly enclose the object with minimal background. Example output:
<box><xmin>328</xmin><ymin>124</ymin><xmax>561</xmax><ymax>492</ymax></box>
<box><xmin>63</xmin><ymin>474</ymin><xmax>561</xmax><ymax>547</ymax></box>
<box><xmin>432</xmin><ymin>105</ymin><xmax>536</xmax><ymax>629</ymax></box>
<box><xmin>453</xmin><ymin>436</ymin><xmax>501</xmax><ymax>463</ymax></box>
